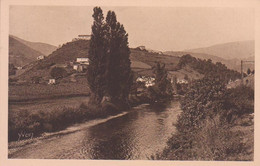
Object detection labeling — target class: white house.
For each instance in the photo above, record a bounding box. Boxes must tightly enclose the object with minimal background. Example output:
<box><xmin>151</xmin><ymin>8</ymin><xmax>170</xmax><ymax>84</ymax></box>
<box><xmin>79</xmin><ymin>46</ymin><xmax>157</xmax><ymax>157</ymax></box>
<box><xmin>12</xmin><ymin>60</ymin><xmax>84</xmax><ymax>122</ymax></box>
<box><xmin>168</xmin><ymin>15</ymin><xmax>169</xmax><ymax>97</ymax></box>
<box><xmin>37</xmin><ymin>55</ymin><xmax>45</xmax><ymax>60</ymax></box>
<box><xmin>76</xmin><ymin>58</ymin><xmax>89</xmax><ymax>65</ymax></box>
<box><xmin>73</xmin><ymin>64</ymin><xmax>83</xmax><ymax>72</ymax></box>
<box><xmin>136</xmin><ymin>76</ymin><xmax>155</xmax><ymax>87</ymax></box>
<box><xmin>78</xmin><ymin>35</ymin><xmax>91</xmax><ymax>40</ymax></box>
<box><xmin>177</xmin><ymin>78</ymin><xmax>188</xmax><ymax>84</ymax></box>
<box><xmin>48</xmin><ymin>79</ymin><xmax>56</xmax><ymax>85</ymax></box>
<box><xmin>17</xmin><ymin>66</ymin><xmax>23</xmax><ymax>70</ymax></box>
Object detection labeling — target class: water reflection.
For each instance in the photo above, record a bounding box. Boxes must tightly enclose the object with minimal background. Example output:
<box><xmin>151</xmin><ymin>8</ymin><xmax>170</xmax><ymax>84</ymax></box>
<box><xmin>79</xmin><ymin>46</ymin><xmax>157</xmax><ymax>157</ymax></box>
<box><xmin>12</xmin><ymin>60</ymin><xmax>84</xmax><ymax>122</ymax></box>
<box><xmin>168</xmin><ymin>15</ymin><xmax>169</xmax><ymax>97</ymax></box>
<box><xmin>82</xmin><ymin>101</ymin><xmax>181</xmax><ymax>159</ymax></box>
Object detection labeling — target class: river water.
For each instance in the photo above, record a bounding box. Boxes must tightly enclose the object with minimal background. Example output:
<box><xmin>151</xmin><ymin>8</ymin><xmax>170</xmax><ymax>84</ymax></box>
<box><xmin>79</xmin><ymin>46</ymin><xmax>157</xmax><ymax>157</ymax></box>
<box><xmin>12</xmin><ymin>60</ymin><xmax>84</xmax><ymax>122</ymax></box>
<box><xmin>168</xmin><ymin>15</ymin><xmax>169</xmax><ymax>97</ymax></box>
<box><xmin>9</xmin><ymin>100</ymin><xmax>182</xmax><ymax>159</ymax></box>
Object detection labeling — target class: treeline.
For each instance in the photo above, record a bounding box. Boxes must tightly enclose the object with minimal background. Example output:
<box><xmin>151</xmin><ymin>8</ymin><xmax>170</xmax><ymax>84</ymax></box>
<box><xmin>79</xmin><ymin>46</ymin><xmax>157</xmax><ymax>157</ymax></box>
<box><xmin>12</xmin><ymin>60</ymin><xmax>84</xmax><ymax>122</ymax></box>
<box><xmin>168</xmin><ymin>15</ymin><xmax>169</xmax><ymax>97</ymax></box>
<box><xmin>177</xmin><ymin>54</ymin><xmax>241</xmax><ymax>83</ymax></box>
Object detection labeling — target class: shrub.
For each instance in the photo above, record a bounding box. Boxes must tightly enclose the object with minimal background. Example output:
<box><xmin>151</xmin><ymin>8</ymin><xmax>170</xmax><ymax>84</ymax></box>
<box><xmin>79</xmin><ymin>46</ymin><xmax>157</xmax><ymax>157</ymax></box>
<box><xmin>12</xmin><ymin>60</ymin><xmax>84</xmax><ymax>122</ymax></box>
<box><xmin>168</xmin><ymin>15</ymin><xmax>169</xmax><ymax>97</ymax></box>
<box><xmin>50</xmin><ymin>67</ymin><xmax>68</xmax><ymax>79</ymax></box>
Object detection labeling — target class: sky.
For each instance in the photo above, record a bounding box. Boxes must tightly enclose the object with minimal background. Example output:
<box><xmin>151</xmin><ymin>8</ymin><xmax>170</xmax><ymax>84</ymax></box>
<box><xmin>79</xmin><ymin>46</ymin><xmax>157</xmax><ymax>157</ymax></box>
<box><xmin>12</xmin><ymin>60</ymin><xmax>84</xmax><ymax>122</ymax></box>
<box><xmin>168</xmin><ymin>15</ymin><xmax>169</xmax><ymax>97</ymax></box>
<box><xmin>9</xmin><ymin>6</ymin><xmax>254</xmax><ymax>51</ymax></box>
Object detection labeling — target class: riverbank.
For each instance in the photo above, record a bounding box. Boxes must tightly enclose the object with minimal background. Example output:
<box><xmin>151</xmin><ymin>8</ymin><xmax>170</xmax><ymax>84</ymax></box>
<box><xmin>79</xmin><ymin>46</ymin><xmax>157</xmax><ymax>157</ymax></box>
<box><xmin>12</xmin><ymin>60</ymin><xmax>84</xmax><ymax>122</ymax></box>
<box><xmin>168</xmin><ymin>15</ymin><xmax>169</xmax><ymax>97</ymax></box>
<box><xmin>8</xmin><ymin>94</ymin><xmax>151</xmax><ymax>143</ymax></box>
<box><xmin>9</xmin><ymin>100</ymin><xmax>125</xmax><ymax>142</ymax></box>
<box><xmin>8</xmin><ymin>111</ymin><xmax>129</xmax><ymax>158</ymax></box>
<box><xmin>154</xmin><ymin>82</ymin><xmax>254</xmax><ymax>161</ymax></box>
<box><xmin>155</xmin><ymin>113</ymin><xmax>254</xmax><ymax>160</ymax></box>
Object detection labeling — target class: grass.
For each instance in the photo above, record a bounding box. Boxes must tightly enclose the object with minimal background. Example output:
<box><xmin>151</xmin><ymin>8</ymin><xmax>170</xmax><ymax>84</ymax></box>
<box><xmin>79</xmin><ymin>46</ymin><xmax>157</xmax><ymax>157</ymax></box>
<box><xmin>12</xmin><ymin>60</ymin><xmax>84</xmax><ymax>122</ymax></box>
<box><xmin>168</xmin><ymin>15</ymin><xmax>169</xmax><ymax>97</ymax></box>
<box><xmin>9</xmin><ymin>78</ymin><xmax>90</xmax><ymax>101</ymax></box>
<box><xmin>154</xmin><ymin>114</ymin><xmax>254</xmax><ymax>161</ymax></box>
<box><xmin>8</xmin><ymin>102</ymin><xmax>121</xmax><ymax>142</ymax></box>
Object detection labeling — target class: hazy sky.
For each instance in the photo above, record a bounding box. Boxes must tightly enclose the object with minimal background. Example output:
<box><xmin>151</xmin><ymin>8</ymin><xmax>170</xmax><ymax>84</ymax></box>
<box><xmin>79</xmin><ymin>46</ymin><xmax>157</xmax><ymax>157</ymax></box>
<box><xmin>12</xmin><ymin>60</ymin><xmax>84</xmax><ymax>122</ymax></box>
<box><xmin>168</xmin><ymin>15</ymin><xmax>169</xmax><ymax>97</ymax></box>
<box><xmin>9</xmin><ymin>6</ymin><xmax>254</xmax><ymax>51</ymax></box>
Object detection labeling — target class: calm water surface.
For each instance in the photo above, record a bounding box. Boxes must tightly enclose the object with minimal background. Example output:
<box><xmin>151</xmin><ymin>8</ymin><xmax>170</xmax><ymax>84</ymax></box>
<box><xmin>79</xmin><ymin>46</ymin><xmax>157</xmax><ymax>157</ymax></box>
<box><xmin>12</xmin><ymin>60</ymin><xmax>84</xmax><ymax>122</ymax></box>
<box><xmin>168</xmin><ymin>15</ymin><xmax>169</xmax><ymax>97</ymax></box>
<box><xmin>9</xmin><ymin>100</ymin><xmax>182</xmax><ymax>159</ymax></box>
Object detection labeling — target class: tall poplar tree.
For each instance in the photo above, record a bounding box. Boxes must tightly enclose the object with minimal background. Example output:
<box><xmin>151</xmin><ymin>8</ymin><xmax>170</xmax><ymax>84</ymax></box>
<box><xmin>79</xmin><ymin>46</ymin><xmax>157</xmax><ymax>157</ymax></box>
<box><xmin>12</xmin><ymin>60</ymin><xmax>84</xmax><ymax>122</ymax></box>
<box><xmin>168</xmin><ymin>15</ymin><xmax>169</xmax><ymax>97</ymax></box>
<box><xmin>87</xmin><ymin>7</ymin><xmax>132</xmax><ymax>107</ymax></box>
<box><xmin>87</xmin><ymin>7</ymin><xmax>107</xmax><ymax>104</ymax></box>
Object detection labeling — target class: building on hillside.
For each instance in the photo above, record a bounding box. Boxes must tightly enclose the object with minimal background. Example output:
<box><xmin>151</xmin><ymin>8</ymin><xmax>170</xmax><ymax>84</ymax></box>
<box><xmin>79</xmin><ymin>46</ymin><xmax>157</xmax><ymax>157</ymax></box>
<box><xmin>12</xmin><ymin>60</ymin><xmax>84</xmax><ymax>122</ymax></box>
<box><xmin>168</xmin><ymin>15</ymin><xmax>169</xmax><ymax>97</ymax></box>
<box><xmin>78</xmin><ymin>35</ymin><xmax>91</xmax><ymax>40</ymax></box>
<box><xmin>48</xmin><ymin>79</ymin><xmax>56</xmax><ymax>85</ymax></box>
<box><xmin>17</xmin><ymin>66</ymin><xmax>23</xmax><ymax>70</ymax></box>
<box><xmin>76</xmin><ymin>58</ymin><xmax>90</xmax><ymax>65</ymax></box>
<box><xmin>177</xmin><ymin>78</ymin><xmax>188</xmax><ymax>84</ymax></box>
<box><xmin>136</xmin><ymin>76</ymin><xmax>155</xmax><ymax>87</ymax></box>
<box><xmin>37</xmin><ymin>55</ymin><xmax>45</xmax><ymax>60</ymax></box>
<box><xmin>137</xmin><ymin>46</ymin><xmax>146</xmax><ymax>50</ymax></box>
<box><xmin>73</xmin><ymin>64</ymin><xmax>84</xmax><ymax>72</ymax></box>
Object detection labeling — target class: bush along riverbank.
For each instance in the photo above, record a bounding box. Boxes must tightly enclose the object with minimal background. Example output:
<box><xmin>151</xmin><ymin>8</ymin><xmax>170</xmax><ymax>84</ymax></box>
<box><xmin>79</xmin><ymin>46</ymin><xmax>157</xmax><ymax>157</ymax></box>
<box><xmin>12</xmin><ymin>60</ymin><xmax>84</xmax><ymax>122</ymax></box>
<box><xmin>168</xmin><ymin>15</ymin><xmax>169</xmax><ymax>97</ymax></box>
<box><xmin>8</xmin><ymin>101</ymin><xmax>123</xmax><ymax>142</ymax></box>
<box><xmin>153</xmin><ymin>77</ymin><xmax>254</xmax><ymax>161</ymax></box>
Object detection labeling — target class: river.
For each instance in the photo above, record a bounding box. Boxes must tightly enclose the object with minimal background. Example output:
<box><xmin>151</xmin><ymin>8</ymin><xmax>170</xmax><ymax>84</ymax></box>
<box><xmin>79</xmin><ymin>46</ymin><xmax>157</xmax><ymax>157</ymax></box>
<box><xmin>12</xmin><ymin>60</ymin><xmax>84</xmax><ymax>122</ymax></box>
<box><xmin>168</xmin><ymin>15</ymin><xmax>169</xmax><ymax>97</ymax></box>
<box><xmin>9</xmin><ymin>99</ymin><xmax>182</xmax><ymax>159</ymax></box>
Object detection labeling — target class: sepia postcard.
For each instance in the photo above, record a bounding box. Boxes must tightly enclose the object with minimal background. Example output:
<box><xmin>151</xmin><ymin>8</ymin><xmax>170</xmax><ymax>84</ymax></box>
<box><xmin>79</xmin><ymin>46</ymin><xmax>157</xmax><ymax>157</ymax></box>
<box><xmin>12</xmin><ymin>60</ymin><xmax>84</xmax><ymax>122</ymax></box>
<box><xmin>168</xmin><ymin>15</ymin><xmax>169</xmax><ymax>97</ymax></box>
<box><xmin>1</xmin><ymin>0</ymin><xmax>260</xmax><ymax>166</ymax></box>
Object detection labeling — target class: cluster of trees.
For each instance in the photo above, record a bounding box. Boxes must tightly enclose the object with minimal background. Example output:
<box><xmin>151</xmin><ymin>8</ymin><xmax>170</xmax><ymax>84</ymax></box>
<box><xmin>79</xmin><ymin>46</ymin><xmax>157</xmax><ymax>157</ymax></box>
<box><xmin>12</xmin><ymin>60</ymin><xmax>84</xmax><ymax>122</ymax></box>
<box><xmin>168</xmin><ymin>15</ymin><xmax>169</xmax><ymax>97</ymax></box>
<box><xmin>177</xmin><ymin>54</ymin><xmax>241</xmax><ymax>83</ymax></box>
<box><xmin>147</xmin><ymin>62</ymin><xmax>173</xmax><ymax>102</ymax></box>
<box><xmin>50</xmin><ymin>67</ymin><xmax>68</xmax><ymax>79</ymax></box>
<box><xmin>87</xmin><ymin>7</ymin><xmax>132</xmax><ymax>108</ymax></box>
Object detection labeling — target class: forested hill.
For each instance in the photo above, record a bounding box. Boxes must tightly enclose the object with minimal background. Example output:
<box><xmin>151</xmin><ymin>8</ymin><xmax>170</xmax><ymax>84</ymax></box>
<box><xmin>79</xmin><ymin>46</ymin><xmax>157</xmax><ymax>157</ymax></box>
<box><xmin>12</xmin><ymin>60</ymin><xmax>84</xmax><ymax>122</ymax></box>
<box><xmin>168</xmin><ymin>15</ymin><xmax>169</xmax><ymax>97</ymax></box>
<box><xmin>177</xmin><ymin>54</ymin><xmax>241</xmax><ymax>83</ymax></box>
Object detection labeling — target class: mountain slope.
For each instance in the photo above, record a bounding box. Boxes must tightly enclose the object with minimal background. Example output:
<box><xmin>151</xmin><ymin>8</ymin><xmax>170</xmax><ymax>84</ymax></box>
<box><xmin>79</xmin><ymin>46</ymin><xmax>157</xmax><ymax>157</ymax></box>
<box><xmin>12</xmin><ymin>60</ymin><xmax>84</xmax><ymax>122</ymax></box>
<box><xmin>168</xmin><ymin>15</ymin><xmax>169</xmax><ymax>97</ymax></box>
<box><xmin>9</xmin><ymin>36</ymin><xmax>45</xmax><ymax>67</ymax></box>
<box><xmin>10</xmin><ymin>35</ymin><xmax>57</xmax><ymax>56</ymax></box>
<box><xmin>186</xmin><ymin>40</ymin><xmax>254</xmax><ymax>60</ymax></box>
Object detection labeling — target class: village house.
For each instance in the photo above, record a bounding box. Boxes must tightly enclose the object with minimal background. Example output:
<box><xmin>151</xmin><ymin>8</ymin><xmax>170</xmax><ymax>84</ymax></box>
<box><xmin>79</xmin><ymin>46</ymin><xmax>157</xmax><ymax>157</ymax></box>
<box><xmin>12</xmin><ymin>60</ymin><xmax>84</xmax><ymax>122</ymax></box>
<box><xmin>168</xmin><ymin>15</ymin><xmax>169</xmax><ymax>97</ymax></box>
<box><xmin>48</xmin><ymin>79</ymin><xmax>56</xmax><ymax>85</ymax></box>
<box><xmin>136</xmin><ymin>76</ymin><xmax>155</xmax><ymax>87</ymax></box>
<box><xmin>73</xmin><ymin>64</ymin><xmax>84</xmax><ymax>72</ymax></box>
<box><xmin>76</xmin><ymin>58</ymin><xmax>90</xmax><ymax>65</ymax></box>
<box><xmin>17</xmin><ymin>66</ymin><xmax>23</xmax><ymax>70</ymax></box>
<box><xmin>177</xmin><ymin>78</ymin><xmax>188</xmax><ymax>84</ymax></box>
<box><xmin>37</xmin><ymin>55</ymin><xmax>45</xmax><ymax>60</ymax></box>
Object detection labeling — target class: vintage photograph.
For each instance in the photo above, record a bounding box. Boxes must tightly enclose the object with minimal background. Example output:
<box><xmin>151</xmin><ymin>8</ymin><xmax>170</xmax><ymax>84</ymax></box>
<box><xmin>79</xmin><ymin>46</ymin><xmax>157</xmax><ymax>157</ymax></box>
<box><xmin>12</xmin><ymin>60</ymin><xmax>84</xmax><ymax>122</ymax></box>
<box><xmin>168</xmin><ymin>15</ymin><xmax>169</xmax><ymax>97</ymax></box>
<box><xmin>7</xmin><ymin>5</ymin><xmax>254</xmax><ymax>160</ymax></box>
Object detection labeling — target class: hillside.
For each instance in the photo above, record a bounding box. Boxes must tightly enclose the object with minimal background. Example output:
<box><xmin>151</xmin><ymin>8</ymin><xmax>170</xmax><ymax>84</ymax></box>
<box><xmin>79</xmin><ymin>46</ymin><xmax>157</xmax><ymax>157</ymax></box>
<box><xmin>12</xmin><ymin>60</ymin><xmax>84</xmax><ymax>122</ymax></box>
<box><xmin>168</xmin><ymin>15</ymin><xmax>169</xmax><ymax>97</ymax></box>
<box><xmin>164</xmin><ymin>40</ymin><xmax>255</xmax><ymax>72</ymax></box>
<box><xmin>17</xmin><ymin>40</ymin><xmax>183</xmax><ymax>81</ymax></box>
<box><xmin>9</xmin><ymin>36</ymin><xmax>45</xmax><ymax>67</ymax></box>
<box><xmin>16</xmin><ymin>40</ymin><xmax>90</xmax><ymax>80</ymax></box>
<box><xmin>10</xmin><ymin>35</ymin><xmax>57</xmax><ymax>56</ymax></box>
<box><xmin>185</xmin><ymin>40</ymin><xmax>254</xmax><ymax>60</ymax></box>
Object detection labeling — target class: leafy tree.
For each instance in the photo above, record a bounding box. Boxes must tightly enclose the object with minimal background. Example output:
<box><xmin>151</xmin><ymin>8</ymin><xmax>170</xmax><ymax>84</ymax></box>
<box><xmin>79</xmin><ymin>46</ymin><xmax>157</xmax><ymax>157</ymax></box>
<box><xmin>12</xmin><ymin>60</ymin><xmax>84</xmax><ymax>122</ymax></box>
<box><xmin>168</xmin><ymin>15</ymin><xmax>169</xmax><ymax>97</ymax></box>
<box><xmin>177</xmin><ymin>77</ymin><xmax>226</xmax><ymax>133</ymax></box>
<box><xmin>50</xmin><ymin>67</ymin><xmax>67</xmax><ymax>79</ymax></box>
<box><xmin>87</xmin><ymin>7</ymin><xmax>107</xmax><ymax>104</ymax></box>
<box><xmin>148</xmin><ymin>62</ymin><xmax>172</xmax><ymax>101</ymax></box>
<box><xmin>87</xmin><ymin>7</ymin><xmax>132</xmax><ymax>107</ymax></box>
<box><xmin>105</xmin><ymin>11</ymin><xmax>132</xmax><ymax>105</ymax></box>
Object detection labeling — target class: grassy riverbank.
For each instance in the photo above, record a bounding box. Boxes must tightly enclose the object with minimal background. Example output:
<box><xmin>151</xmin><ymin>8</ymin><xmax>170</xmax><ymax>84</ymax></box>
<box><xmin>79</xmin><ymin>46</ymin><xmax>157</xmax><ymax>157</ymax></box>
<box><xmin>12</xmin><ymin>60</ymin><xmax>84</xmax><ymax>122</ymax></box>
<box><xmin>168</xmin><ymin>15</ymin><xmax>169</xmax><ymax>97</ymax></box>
<box><xmin>8</xmin><ymin>101</ymin><xmax>123</xmax><ymax>142</ymax></box>
<box><xmin>8</xmin><ymin>92</ymin><xmax>149</xmax><ymax>143</ymax></box>
<box><xmin>154</xmin><ymin>78</ymin><xmax>254</xmax><ymax>161</ymax></box>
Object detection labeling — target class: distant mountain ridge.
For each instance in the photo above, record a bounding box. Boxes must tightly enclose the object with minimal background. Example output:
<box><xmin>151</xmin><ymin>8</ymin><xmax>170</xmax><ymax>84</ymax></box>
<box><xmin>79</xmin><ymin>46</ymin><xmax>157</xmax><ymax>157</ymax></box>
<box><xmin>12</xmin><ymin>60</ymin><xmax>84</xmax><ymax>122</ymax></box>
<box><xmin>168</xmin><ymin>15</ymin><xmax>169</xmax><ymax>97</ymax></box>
<box><xmin>9</xmin><ymin>36</ymin><xmax>44</xmax><ymax>67</ymax></box>
<box><xmin>164</xmin><ymin>40</ymin><xmax>254</xmax><ymax>72</ymax></box>
<box><xmin>10</xmin><ymin>35</ymin><xmax>57</xmax><ymax>56</ymax></box>
<box><xmin>185</xmin><ymin>40</ymin><xmax>254</xmax><ymax>60</ymax></box>
<box><xmin>9</xmin><ymin>35</ymin><xmax>57</xmax><ymax>67</ymax></box>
